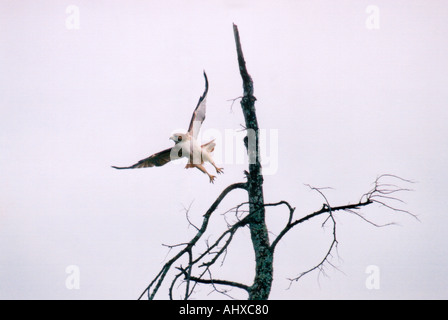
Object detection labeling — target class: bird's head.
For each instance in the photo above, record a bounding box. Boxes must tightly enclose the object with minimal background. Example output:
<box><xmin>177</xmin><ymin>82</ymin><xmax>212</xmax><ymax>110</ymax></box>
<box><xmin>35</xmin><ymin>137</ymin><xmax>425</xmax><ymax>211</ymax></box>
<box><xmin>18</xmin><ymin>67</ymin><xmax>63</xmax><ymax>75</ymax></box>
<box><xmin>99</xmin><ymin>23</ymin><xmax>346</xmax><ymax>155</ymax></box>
<box><xmin>169</xmin><ymin>133</ymin><xmax>188</xmax><ymax>144</ymax></box>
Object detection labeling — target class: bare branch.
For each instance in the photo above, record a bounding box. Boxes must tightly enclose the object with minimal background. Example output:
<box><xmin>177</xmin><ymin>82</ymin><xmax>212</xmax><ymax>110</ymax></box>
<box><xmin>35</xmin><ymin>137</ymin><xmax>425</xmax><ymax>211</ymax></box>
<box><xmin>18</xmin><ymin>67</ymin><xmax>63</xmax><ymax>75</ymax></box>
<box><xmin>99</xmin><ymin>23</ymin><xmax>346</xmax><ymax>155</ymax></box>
<box><xmin>286</xmin><ymin>184</ymin><xmax>339</xmax><ymax>286</ymax></box>
<box><xmin>222</xmin><ymin>201</ymin><xmax>250</xmax><ymax>226</ymax></box>
<box><xmin>362</xmin><ymin>174</ymin><xmax>419</xmax><ymax>221</ymax></box>
<box><xmin>162</xmin><ymin>243</ymin><xmax>189</xmax><ymax>249</ymax></box>
<box><xmin>183</xmin><ymin>201</ymin><xmax>199</xmax><ymax>231</ymax></box>
<box><xmin>227</xmin><ymin>96</ymin><xmax>243</xmax><ymax>112</ymax></box>
<box><xmin>264</xmin><ymin>200</ymin><xmax>295</xmax><ymax>214</ymax></box>
<box><xmin>269</xmin><ymin>174</ymin><xmax>414</xmax><ymax>288</ymax></box>
<box><xmin>345</xmin><ymin>209</ymin><xmax>397</xmax><ymax>228</ymax></box>
<box><xmin>270</xmin><ymin>198</ymin><xmax>373</xmax><ymax>251</ymax></box>
<box><xmin>178</xmin><ymin>267</ymin><xmax>250</xmax><ymax>293</ymax></box>
<box><xmin>138</xmin><ymin>182</ymin><xmax>247</xmax><ymax>300</ymax></box>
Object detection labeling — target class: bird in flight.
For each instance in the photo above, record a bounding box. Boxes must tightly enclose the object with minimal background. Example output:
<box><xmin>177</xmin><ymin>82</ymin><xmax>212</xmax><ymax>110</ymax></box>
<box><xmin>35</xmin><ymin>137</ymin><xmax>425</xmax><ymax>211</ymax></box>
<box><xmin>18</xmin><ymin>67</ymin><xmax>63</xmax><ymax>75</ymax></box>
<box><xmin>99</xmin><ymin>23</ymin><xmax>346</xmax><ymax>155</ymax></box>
<box><xmin>112</xmin><ymin>72</ymin><xmax>223</xmax><ymax>183</ymax></box>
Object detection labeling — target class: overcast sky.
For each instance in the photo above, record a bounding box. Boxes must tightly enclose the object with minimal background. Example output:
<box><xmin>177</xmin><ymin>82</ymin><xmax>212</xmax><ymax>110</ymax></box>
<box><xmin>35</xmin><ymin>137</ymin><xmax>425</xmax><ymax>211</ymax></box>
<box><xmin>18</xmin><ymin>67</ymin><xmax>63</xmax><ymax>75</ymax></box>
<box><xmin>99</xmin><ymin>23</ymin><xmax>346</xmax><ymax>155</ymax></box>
<box><xmin>1</xmin><ymin>0</ymin><xmax>448</xmax><ymax>300</ymax></box>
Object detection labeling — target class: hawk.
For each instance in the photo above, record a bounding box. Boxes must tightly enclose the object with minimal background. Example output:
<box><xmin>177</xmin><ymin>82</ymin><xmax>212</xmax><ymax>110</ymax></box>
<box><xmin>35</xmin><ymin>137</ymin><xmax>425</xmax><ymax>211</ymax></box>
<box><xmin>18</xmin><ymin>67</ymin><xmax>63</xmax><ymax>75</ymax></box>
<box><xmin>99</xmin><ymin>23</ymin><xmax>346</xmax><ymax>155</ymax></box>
<box><xmin>112</xmin><ymin>72</ymin><xmax>223</xmax><ymax>183</ymax></box>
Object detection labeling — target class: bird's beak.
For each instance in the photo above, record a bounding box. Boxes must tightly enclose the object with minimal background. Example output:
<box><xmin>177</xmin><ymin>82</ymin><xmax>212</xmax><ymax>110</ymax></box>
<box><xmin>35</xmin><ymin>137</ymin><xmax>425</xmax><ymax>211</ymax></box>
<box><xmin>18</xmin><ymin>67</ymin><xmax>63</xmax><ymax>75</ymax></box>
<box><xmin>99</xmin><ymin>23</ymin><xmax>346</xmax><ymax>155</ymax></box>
<box><xmin>169</xmin><ymin>135</ymin><xmax>176</xmax><ymax>142</ymax></box>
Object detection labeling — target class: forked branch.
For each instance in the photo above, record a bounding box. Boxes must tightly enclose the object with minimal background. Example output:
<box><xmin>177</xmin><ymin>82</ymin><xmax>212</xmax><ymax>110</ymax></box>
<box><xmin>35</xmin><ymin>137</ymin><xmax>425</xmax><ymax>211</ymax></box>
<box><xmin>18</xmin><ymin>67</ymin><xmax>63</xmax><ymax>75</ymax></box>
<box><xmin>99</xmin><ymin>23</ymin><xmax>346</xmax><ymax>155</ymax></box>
<box><xmin>266</xmin><ymin>174</ymin><xmax>415</xmax><ymax>286</ymax></box>
<box><xmin>138</xmin><ymin>182</ymin><xmax>247</xmax><ymax>300</ymax></box>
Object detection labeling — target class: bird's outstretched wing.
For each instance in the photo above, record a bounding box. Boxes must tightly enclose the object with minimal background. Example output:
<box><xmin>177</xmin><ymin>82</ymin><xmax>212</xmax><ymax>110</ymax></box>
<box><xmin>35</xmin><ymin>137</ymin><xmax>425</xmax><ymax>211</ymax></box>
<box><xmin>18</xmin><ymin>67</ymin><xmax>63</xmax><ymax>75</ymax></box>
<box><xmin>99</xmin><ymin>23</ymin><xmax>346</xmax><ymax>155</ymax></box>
<box><xmin>112</xmin><ymin>147</ymin><xmax>173</xmax><ymax>169</ymax></box>
<box><xmin>187</xmin><ymin>71</ymin><xmax>208</xmax><ymax>140</ymax></box>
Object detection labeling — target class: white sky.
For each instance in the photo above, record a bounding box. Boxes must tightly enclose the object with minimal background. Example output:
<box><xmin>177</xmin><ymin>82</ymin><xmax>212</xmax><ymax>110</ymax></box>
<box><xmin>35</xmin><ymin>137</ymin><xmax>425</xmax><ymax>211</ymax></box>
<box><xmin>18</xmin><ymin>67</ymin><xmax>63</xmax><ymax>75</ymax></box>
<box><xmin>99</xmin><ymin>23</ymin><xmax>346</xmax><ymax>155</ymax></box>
<box><xmin>1</xmin><ymin>0</ymin><xmax>448</xmax><ymax>299</ymax></box>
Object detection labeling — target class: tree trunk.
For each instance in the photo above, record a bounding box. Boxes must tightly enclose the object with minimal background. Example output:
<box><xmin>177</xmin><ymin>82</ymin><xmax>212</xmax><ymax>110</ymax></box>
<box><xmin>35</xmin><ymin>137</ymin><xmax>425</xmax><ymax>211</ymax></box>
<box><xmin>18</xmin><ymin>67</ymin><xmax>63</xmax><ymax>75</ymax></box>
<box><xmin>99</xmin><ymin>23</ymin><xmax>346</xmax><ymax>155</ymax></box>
<box><xmin>233</xmin><ymin>23</ymin><xmax>273</xmax><ymax>300</ymax></box>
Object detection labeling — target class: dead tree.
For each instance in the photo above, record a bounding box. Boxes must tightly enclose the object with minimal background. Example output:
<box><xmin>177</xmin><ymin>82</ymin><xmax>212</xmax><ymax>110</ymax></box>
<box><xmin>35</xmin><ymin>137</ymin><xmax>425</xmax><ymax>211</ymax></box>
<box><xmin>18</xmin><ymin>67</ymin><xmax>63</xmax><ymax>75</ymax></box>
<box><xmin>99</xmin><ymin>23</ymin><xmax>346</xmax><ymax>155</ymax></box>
<box><xmin>137</xmin><ymin>24</ymin><xmax>416</xmax><ymax>301</ymax></box>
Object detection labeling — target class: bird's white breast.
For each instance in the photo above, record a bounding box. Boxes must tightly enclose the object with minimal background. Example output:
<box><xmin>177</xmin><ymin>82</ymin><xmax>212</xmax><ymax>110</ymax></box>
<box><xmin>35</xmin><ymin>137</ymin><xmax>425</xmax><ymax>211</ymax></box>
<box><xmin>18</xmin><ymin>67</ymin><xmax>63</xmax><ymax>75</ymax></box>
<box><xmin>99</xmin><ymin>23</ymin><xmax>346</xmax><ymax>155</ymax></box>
<box><xmin>172</xmin><ymin>137</ymin><xmax>201</xmax><ymax>163</ymax></box>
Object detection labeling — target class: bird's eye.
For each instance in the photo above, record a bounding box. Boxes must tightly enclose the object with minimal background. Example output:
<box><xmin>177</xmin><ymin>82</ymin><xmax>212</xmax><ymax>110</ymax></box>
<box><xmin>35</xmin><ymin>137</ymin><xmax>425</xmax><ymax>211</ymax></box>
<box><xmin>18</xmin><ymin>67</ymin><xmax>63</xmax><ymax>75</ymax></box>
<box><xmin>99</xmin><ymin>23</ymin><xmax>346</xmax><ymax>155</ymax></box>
<box><xmin>178</xmin><ymin>136</ymin><xmax>183</xmax><ymax>142</ymax></box>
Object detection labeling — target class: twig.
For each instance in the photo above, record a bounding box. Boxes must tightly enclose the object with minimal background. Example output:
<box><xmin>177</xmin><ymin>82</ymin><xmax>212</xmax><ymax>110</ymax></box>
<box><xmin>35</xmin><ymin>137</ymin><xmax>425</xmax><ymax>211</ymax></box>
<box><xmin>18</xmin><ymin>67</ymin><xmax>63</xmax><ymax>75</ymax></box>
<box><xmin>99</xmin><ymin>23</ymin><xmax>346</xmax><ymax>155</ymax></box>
<box><xmin>227</xmin><ymin>96</ymin><xmax>243</xmax><ymax>112</ymax></box>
